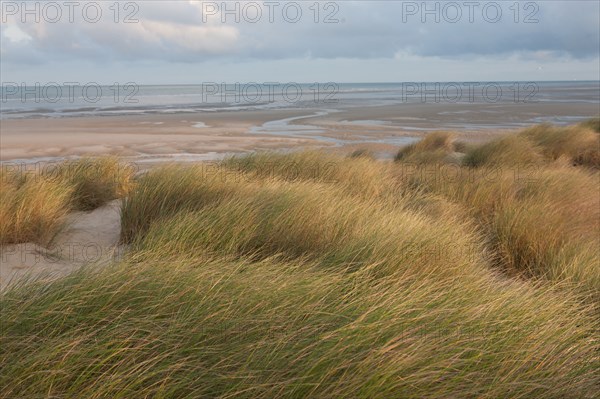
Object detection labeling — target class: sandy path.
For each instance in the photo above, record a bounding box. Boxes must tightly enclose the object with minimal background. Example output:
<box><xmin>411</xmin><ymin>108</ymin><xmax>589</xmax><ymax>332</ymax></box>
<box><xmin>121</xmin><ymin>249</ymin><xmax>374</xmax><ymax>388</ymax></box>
<box><xmin>0</xmin><ymin>200</ymin><xmax>123</xmax><ymax>290</ymax></box>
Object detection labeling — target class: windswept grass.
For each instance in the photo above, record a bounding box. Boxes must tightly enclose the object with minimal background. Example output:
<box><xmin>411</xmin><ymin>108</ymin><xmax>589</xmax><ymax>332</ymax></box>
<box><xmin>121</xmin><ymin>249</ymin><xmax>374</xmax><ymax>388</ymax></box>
<box><xmin>0</xmin><ymin>173</ymin><xmax>73</xmax><ymax>245</ymax></box>
<box><xmin>462</xmin><ymin>122</ymin><xmax>600</xmax><ymax>168</ymax></box>
<box><xmin>120</xmin><ymin>164</ymin><xmax>242</xmax><ymax>243</ymax></box>
<box><xmin>462</xmin><ymin>134</ymin><xmax>544</xmax><ymax>167</ymax></box>
<box><xmin>577</xmin><ymin>117</ymin><xmax>600</xmax><ymax>133</ymax></box>
<box><xmin>47</xmin><ymin>156</ymin><xmax>136</xmax><ymax>211</ymax></box>
<box><xmin>0</xmin><ymin>157</ymin><xmax>134</xmax><ymax>245</ymax></box>
<box><xmin>395</xmin><ymin>122</ymin><xmax>600</xmax><ymax>298</ymax></box>
<box><xmin>1</xmin><ymin>122</ymin><xmax>599</xmax><ymax>398</ymax></box>
<box><xmin>1</xmin><ymin>253</ymin><xmax>598</xmax><ymax>399</ymax></box>
<box><xmin>134</xmin><ymin>178</ymin><xmax>484</xmax><ymax>280</ymax></box>
<box><xmin>395</xmin><ymin>131</ymin><xmax>458</xmax><ymax>164</ymax></box>
<box><xmin>221</xmin><ymin>150</ymin><xmax>401</xmax><ymax>200</ymax></box>
<box><xmin>348</xmin><ymin>148</ymin><xmax>375</xmax><ymax>159</ymax></box>
<box><xmin>520</xmin><ymin>123</ymin><xmax>600</xmax><ymax>168</ymax></box>
<box><xmin>420</xmin><ymin>166</ymin><xmax>599</xmax><ymax>295</ymax></box>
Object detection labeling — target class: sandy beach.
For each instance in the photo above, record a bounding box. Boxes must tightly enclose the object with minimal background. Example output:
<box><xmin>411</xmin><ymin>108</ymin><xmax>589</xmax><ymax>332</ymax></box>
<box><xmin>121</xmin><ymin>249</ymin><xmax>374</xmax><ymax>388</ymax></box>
<box><xmin>0</xmin><ymin>109</ymin><xmax>323</xmax><ymax>162</ymax></box>
<box><xmin>2</xmin><ymin>101</ymin><xmax>598</xmax><ymax>163</ymax></box>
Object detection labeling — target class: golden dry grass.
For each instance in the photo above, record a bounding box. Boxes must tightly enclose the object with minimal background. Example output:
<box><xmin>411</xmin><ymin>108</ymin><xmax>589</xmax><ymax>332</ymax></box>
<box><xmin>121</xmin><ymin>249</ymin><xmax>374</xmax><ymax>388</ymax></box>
<box><xmin>394</xmin><ymin>131</ymin><xmax>458</xmax><ymax>164</ymax></box>
<box><xmin>46</xmin><ymin>156</ymin><xmax>136</xmax><ymax>211</ymax></box>
<box><xmin>396</xmin><ymin>121</ymin><xmax>600</xmax><ymax>299</ymax></box>
<box><xmin>0</xmin><ymin>173</ymin><xmax>73</xmax><ymax>245</ymax></box>
<box><xmin>1</xmin><ymin>122</ymin><xmax>599</xmax><ymax>398</ymax></box>
<box><xmin>0</xmin><ymin>157</ymin><xmax>134</xmax><ymax>245</ymax></box>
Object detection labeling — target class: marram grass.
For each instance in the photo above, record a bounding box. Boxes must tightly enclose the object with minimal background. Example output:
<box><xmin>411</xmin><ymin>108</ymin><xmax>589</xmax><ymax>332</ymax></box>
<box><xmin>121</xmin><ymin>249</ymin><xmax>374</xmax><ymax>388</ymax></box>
<box><xmin>1</xmin><ymin>122</ymin><xmax>599</xmax><ymax>398</ymax></box>
<box><xmin>0</xmin><ymin>157</ymin><xmax>134</xmax><ymax>245</ymax></box>
<box><xmin>1</xmin><ymin>255</ymin><xmax>598</xmax><ymax>399</ymax></box>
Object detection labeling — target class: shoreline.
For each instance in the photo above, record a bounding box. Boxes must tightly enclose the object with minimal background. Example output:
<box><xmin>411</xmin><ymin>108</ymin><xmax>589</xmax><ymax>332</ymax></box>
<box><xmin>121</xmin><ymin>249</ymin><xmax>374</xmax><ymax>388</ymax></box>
<box><xmin>1</xmin><ymin>102</ymin><xmax>598</xmax><ymax>163</ymax></box>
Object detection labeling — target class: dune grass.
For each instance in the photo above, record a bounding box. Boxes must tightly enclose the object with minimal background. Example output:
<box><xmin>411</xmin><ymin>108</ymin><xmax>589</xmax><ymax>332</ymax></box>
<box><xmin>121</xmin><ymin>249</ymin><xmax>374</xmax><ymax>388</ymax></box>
<box><xmin>0</xmin><ymin>157</ymin><xmax>134</xmax><ymax>245</ymax></box>
<box><xmin>410</xmin><ymin>164</ymin><xmax>599</xmax><ymax>296</ymax></box>
<box><xmin>577</xmin><ymin>117</ymin><xmax>600</xmax><ymax>133</ymax></box>
<box><xmin>0</xmin><ymin>172</ymin><xmax>73</xmax><ymax>245</ymax></box>
<box><xmin>221</xmin><ymin>150</ymin><xmax>401</xmax><ymax>200</ymax></box>
<box><xmin>348</xmin><ymin>148</ymin><xmax>376</xmax><ymax>159</ymax></box>
<box><xmin>462</xmin><ymin>122</ymin><xmax>600</xmax><ymax>168</ymax></box>
<box><xmin>46</xmin><ymin>156</ymin><xmax>136</xmax><ymax>211</ymax></box>
<box><xmin>462</xmin><ymin>134</ymin><xmax>544</xmax><ymax>167</ymax></box>
<box><xmin>394</xmin><ymin>131</ymin><xmax>460</xmax><ymax>165</ymax></box>
<box><xmin>2</xmin><ymin>252</ymin><xmax>598</xmax><ymax>399</ymax></box>
<box><xmin>134</xmin><ymin>178</ymin><xmax>484</xmax><ymax>281</ymax></box>
<box><xmin>1</xmin><ymin>122</ymin><xmax>599</xmax><ymax>398</ymax></box>
<box><xmin>395</xmin><ymin>121</ymin><xmax>600</xmax><ymax>299</ymax></box>
<box><xmin>119</xmin><ymin>164</ymin><xmax>242</xmax><ymax>243</ymax></box>
<box><xmin>520</xmin><ymin>123</ymin><xmax>600</xmax><ymax>167</ymax></box>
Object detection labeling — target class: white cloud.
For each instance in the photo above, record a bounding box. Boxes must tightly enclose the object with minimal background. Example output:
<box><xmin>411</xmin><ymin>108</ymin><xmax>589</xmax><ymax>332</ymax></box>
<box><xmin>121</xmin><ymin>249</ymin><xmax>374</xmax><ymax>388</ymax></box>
<box><xmin>2</xmin><ymin>24</ymin><xmax>32</xmax><ymax>43</ymax></box>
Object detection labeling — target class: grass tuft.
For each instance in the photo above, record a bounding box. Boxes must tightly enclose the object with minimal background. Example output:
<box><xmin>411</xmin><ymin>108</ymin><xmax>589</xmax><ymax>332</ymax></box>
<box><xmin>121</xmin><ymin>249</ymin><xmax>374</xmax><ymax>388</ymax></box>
<box><xmin>395</xmin><ymin>131</ymin><xmax>457</xmax><ymax>164</ymax></box>
<box><xmin>0</xmin><ymin>173</ymin><xmax>73</xmax><ymax>245</ymax></box>
<box><xmin>0</xmin><ymin>157</ymin><xmax>134</xmax><ymax>245</ymax></box>
<box><xmin>463</xmin><ymin>134</ymin><xmax>544</xmax><ymax>167</ymax></box>
<box><xmin>520</xmin><ymin>124</ymin><xmax>600</xmax><ymax>168</ymax></box>
<box><xmin>47</xmin><ymin>157</ymin><xmax>136</xmax><ymax>211</ymax></box>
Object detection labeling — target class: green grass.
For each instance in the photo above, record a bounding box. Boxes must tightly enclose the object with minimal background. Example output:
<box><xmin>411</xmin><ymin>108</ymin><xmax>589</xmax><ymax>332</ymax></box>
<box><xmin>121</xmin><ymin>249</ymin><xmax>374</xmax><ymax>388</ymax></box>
<box><xmin>1</xmin><ymin>122</ymin><xmax>599</xmax><ymax>398</ymax></box>
<box><xmin>2</xmin><ymin>254</ymin><xmax>598</xmax><ymax>398</ymax></box>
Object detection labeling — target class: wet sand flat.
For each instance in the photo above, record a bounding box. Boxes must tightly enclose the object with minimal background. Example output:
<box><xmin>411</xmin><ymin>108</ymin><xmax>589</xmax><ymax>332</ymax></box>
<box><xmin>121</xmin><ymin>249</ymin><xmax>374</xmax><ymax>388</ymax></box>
<box><xmin>1</xmin><ymin>102</ymin><xmax>598</xmax><ymax>162</ymax></box>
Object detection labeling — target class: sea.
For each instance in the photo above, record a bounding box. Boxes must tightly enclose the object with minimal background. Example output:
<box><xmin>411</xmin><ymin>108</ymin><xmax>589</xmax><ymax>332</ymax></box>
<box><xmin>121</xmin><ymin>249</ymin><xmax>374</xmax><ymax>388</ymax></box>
<box><xmin>1</xmin><ymin>81</ymin><xmax>598</xmax><ymax>122</ymax></box>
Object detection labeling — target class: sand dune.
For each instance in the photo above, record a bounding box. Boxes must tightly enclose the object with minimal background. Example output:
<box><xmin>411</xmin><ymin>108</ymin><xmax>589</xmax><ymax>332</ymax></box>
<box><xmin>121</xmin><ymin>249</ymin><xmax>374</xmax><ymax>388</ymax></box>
<box><xmin>1</xmin><ymin>200</ymin><xmax>122</xmax><ymax>289</ymax></box>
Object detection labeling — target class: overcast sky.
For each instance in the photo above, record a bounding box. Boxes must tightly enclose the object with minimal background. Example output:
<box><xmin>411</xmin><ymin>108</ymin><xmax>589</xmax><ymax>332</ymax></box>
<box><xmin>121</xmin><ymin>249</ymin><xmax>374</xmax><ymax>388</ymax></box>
<box><xmin>1</xmin><ymin>0</ymin><xmax>599</xmax><ymax>84</ymax></box>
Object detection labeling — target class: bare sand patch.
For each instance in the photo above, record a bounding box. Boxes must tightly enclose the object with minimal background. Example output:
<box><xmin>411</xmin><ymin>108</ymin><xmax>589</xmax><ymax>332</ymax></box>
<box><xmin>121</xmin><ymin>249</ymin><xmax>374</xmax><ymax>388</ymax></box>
<box><xmin>1</xmin><ymin>200</ymin><xmax>122</xmax><ymax>289</ymax></box>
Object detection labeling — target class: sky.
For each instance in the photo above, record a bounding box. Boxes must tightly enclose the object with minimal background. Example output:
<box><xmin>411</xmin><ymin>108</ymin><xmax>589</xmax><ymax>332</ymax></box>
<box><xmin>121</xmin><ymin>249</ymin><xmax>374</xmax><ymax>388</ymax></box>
<box><xmin>1</xmin><ymin>0</ymin><xmax>599</xmax><ymax>84</ymax></box>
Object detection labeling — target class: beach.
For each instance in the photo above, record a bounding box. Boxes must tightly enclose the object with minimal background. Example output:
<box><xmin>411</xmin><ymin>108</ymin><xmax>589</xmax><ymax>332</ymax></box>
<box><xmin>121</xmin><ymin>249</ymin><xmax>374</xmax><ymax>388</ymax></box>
<box><xmin>2</xmin><ymin>83</ymin><xmax>599</xmax><ymax>163</ymax></box>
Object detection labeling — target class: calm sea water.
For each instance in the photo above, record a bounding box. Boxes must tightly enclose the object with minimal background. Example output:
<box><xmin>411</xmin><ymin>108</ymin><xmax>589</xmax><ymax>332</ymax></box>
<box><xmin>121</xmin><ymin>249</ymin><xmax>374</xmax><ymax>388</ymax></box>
<box><xmin>1</xmin><ymin>81</ymin><xmax>598</xmax><ymax>120</ymax></box>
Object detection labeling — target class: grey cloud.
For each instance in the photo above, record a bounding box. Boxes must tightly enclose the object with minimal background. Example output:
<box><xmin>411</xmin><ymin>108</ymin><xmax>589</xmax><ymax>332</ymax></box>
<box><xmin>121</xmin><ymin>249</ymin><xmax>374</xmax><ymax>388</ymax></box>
<box><xmin>1</xmin><ymin>1</ymin><xmax>598</xmax><ymax>66</ymax></box>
